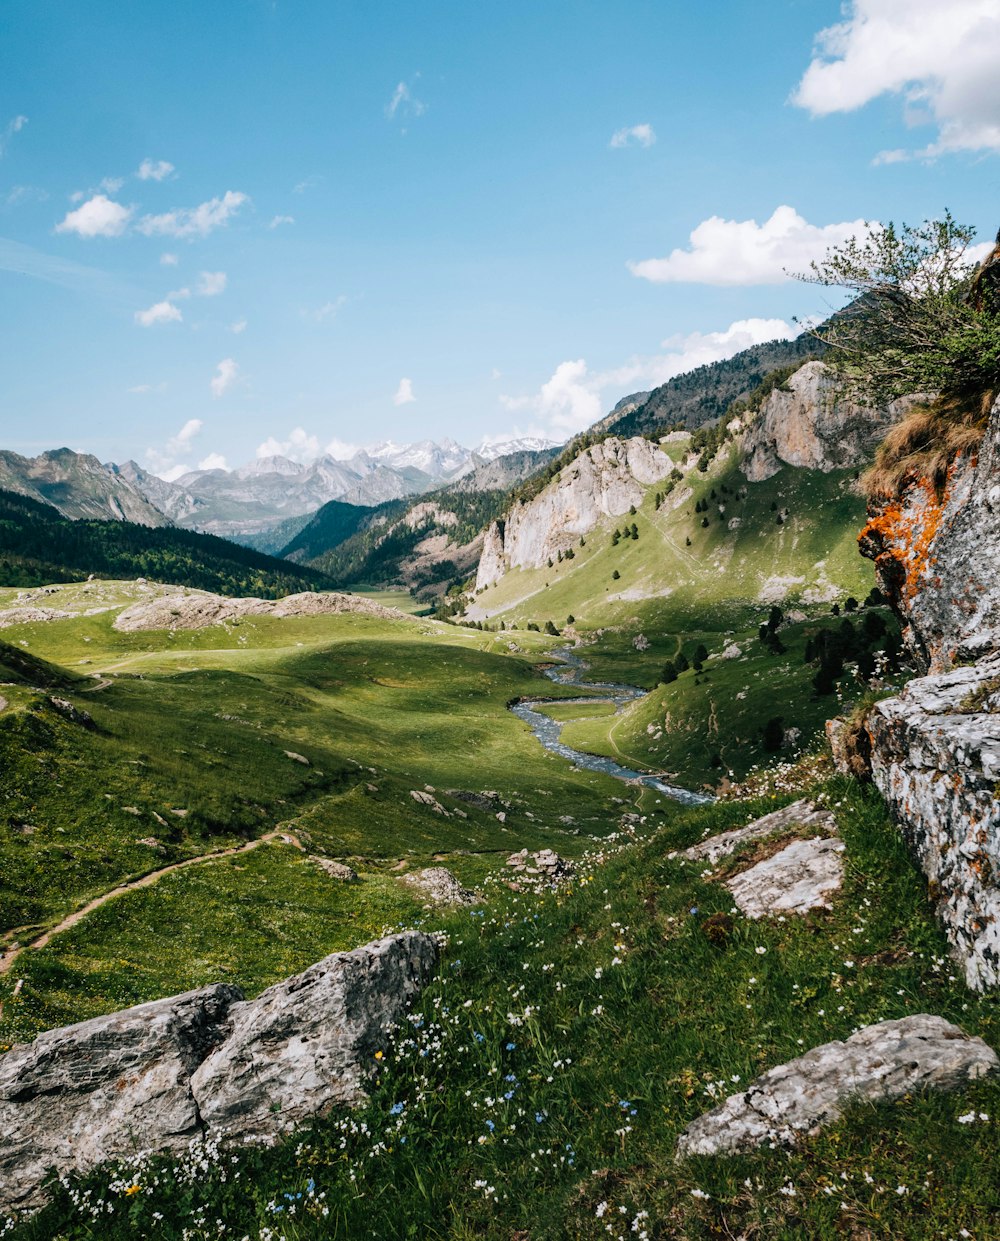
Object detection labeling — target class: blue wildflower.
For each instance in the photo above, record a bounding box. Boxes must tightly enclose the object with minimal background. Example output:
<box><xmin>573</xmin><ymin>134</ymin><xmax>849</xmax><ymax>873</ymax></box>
<box><xmin>390</xmin><ymin>1102</ymin><xmax>404</xmax><ymax>1116</ymax></box>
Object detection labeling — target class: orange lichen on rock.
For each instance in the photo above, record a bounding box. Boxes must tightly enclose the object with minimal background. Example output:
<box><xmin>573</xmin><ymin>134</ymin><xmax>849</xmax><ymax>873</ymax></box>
<box><xmin>859</xmin><ymin>476</ymin><xmax>946</xmax><ymax>602</ymax></box>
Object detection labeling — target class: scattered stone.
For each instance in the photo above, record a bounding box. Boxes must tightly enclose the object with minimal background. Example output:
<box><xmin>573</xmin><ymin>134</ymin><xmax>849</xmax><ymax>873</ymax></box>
<box><xmin>312</xmin><ymin>857</ymin><xmax>358</xmax><ymax>882</ymax></box>
<box><xmin>505</xmin><ymin>849</ymin><xmax>575</xmax><ymax>887</ymax></box>
<box><xmin>677</xmin><ymin>1015</ymin><xmax>998</xmax><ymax>1158</ymax></box>
<box><xmin>284</xmin><ymin>750</ymin><xmax>310</xmax><ymax>765</ymax></box>
<box><xmin>726</xmin><ymin>837</ymin><xmax>845</xmax><ymax>918</ymax></box>
<box><xmin>138</xmin><ymin>837</ymin><xmax>164</xmax><ymax>850</ymax></box>
<box><xmin>409</xmin><ymin>789</ymin><xmax>446</xmax><ymax>814</ymax></box>
<box><xmin>0</xmin><ymin>934</ymin><xmax>437</xmax><ymax>1210</ymax></box>
<box><xmin>680</xmin><ymin>799</ymin><xmax>837</xmax><ymax>866</ymax></box>
<box><xmin>47</xmin><ymin>697</ymin><xmax>94</xmax><ymax>729</ymax></box>
<box><xmin>401</xmin><ymin>867</ymin><xmax>476</xmax><ymax>906</ymax></box>
<box><xmin>720</xmin><ymin>643</ymin><xmax>742</xmax><ymax>660</ymax></box>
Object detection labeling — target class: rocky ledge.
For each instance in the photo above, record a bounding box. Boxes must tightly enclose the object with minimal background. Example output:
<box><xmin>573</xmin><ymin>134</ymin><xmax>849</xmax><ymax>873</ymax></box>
<box><xmin>860</xmin><ymin>392</ymin><xmax>1000</xmax><ymax>989</ymax></box>
<box><xmin>0</xmin><ymin>932</ymin><xmax>438</xmax><ymax>1211</ymax></box>
<box><xmin>678</xmin><ymin>1014</ymin><xmax>997</xmax><ymax>1158</ymax></box>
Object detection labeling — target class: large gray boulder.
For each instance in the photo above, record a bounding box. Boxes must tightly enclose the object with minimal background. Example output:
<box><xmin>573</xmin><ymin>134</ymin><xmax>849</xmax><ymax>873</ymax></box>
<box><xmin>400</xmin><ymin>867</ymin><xmax>477</xmax><ymax>907</ymax></box>
<box><xmin>192</xmin><ymin>932</ymin><xmax>438</xmax><ymax>1139</ymax></box>
<box><xmin>677</xmin><ymin>1015</ymin><xmax>997</xmax><ymax>1158</ymax></box>
<box><xmin>0</xmin><ymin>984</ymin><xmax>239</xmax><ymax>1210</ymax></box>
<box><xmin>0</xmin><ymin>932</ymin><xmax>437</xmax><ymax>1210</ymax></box>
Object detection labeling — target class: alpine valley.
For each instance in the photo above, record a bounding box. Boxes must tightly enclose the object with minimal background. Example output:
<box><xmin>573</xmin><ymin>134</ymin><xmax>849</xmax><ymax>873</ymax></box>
<box><xmin>5</xmin><ymin>309</ymin><xmax>1000</xmax><ymax>1239</ymax></box>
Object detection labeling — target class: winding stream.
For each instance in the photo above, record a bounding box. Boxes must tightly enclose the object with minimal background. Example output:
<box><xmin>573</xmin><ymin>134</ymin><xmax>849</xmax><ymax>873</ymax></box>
<box><xmin>510</xmin><ymin>647</ymin><xmax>713</xmax><ymax>806</ymax></box>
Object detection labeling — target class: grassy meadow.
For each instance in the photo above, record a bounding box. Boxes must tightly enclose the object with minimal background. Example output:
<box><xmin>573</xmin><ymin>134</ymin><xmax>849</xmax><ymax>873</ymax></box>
<box><xmin>9</xmin><ymin>778</ymin><xmax>1000</xmax><ymax>1239</ymax></box>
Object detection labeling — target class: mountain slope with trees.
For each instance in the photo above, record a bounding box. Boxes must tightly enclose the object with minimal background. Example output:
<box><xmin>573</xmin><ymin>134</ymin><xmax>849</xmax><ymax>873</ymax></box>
<box><xmin>0</xmin><ymin>489</ymin><xmax>333</xmax><ymax>596</ymax></box>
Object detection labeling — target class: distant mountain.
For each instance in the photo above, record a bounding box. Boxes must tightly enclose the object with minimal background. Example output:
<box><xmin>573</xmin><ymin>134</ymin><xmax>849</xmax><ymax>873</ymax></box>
<box><xmin>117</xmin><ymin>436</ymin><xmax>563</xmax><ymax>546</ymax></box>
<box><xmin>0</xmin><ymin>488</ymin><xmax>333</xmax><ymax>596</ymax></box>
<box><xmin>447</xmin><ymin>446</ymin><xmax>561</xmax><ymax>494</ymax></box>
<box><xmin>279</xmin><ymin>499</ymin><xmax>376</xmax><ymax>565</ymax></box>
<box><xmin>596</xmin><ymin>334</ymin><xmax>824</xmax><ymax>439</ymax></box>
<box><xmin>0</xmin><ymin>449</ymin><xmax>170</xmax><ymax>527</ymax></box>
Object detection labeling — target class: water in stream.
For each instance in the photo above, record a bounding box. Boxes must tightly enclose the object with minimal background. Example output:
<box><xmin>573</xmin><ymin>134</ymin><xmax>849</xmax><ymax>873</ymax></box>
<box><xmin>510</xmin><ymin>647</ymin><xmax>714</xmax><ymax>806</ymax></box>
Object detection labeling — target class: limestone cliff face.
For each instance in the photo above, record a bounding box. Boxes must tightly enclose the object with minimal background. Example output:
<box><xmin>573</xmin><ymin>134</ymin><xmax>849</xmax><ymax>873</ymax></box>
<box><xmin>741</xmin><ymin>361</ymin><xmax>918</xmax><ymax>482</ymax></box>
<box><xmin>860</xmin><ymin>396</ymin><xmax>1000</xmax><ymax>988</ymax></box>
<box><xmin>475</xmin><ymin>437</ymin><xmax>673</xmax><ymax>589</ymax></box>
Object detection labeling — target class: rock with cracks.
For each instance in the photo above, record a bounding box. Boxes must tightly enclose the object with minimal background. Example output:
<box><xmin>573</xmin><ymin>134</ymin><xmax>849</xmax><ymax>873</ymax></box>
<box><xmin>726</xmin><ymin>837</ymin><xmax>845</xmax><ymax>918</ymax></box>
<box><xmin>677</xmin><ymin>1015</ymin><xmax>998</xmax><ymax>1158</ymax></box>
<box><xmin>0</xmin><ymin>932</ymin><xmax>437</xmax><ymax>1210</ymax></box>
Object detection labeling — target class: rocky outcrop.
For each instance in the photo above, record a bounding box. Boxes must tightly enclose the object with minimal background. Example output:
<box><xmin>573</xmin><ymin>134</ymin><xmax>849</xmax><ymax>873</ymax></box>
<box><xmin>867</xmin><ymin>657</ymin><xmax>1000</xmax><ymax>989</ymax></box>
<box><xmin>0</xmin><ymin>933</ymin><xmax>437</xmax><ymax>1210</ymax></box>
<box><xmin>677</xmin><ymin>1015</ymin><xmax>997</xmax><ymax>1158</ymax></box>
<box><xmin>112</xmin><ymin>588</ymin><xmax>404</xmax><ymax>631</ymax></box>
<box><xmin>741</xmin><ymin>361</ymin><xmax>918</xmax><ymax>483</ymax></box>
<box><xmin>475</xmin><ymin>436</ymin><xmax>674</xmax><ymax>589</ymax></box>
<box><xmin>860</xmin><ymin>394</ymin><xmax>1000</xmax><ymax>989</ymax></box>
<box><xmin>860</xmin><ymin>407</ymin><xmax>1000</xmax><ymax>673</ymax></box>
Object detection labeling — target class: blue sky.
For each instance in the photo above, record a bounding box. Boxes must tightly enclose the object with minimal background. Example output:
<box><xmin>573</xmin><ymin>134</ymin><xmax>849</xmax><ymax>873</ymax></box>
<box><xmin>2</xmin><ymin>0</ymin><xmax>999</xmax><ymax>477</ymax></box>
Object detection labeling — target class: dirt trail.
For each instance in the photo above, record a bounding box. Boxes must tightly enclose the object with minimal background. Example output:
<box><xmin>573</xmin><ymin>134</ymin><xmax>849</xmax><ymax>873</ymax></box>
<box><xmin>0</xmin><ymin>830</ymin><xmax>305</xmax><ymax>980</ymax></box>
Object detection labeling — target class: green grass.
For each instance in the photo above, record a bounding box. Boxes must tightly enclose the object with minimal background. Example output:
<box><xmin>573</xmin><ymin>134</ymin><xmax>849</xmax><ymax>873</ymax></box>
<box><xmin>535</xmin><ymin>700</ymin><xmax>619</xmax><ymax>722</ymax></box>
<box><xmin>0</xmin><ymin>583</ymin><xmax>633</xmax><ymax>1047</ymax></box>
<box><xmin>559</xmin><ymin>611</ymin><xmax>904</xmax><ymax>789</ymax></box>
<box><xmin>11</xmin><ymin>777</ymin><xmax>1000</xmax><ymax>1239</ymax></box>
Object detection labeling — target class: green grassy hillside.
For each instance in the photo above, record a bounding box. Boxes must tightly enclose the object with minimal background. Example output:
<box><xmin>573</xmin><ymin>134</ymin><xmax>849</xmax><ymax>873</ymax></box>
<box><xmin>10</xmin><ymin>777</ymin><xmax>999</xmax><ymax>1240</ymax></box>
<box><xmin>464</xmin><ymin>439</ymin><xmax>891</xmax><ymax>786</ymax></box>
<box><xmin>0</xmin><ymin>581</ymin><xmax>629</xmax><ymax>1046</ymax></box>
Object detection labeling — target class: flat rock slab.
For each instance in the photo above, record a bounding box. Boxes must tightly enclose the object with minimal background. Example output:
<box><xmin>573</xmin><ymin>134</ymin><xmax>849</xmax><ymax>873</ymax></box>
<box><xmin>401</xmin><ymin>866</ymin><xmax>476</xmax><ymax>906</ymax></box>
<box><xmin>682</xmin><ymin>799</ymin><xmax>837</xmax><ymax>866</ymax></box>
<box><xmin>726</xmin><ymin>836</ymin><xmax>845</xmax><ymax>918</ymax></box>
<box><xmin>0</xmin><ymin>932</ymin><xmax>437</xmax><ymax>1210</ymax></box>
<box><xmin>677</xmin><ymin>1015</ymin><xmax>998</xmax><ymax>1158</ymax></box>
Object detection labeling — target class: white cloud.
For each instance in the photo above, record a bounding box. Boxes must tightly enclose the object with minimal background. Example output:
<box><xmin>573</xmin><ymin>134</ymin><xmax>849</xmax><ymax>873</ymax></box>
<box><xmin>303</xmin><ymin>295</ymin><xmax>347</xmax><ymax>322</ymax></box>
<box><xmin>99</xmin><ymin>176</ymin><xmax>124</xmax><ymax>194</ymax></box>
<box><xmin>4</xmin><ymin>184</ymin><xmax>47</xmax><ymax>207</ymax></box>
<box><xmin>197</xmin><ymin>452</ymin><xmax>228</xmax><ymax>471</ymax></box>
<box><xmin>197</xmin><ymin>270</ymin><xmax>227</xmax><ymax>296</ymax></box>
<box><xmin>500</xmin><ymin>318</ymin><xmax>797</xmax><ymax>436</ymax></box>
<box><xmin>793</xmin><ymin>0</ymin><xmax>1000</xmax><ymax>158</ymax></box>
<box><xmin>324</xmin><ymin>437</ymin><xmax>361</xmax><ymax>460</ymax></box>
<box><xmin>166</xmin><ymin>286</ymin><xmax>191</xmax><ymax>300</ymax></box>
<box><xmin>210</xmin><ymin>357</ymin><xmax>239</xmax><ymax>397</ymax></box>
<box><xmin>137</xmin><ymin>158</ymin><xmax>175</xmax><ymax>182</ymax></box>
<box><xmin>629</xmin><ymin>206</ymin><xmax>872</xmax><ymax>285</ymax></box>
<box><xmin>393</xmin><ymin>377</ymin><xmax>416</xmax><ymax>405</ymax></box>
<box><xmin>231</xmin><ymin>318</ymin><xmax>247</xmax><ymax>334</ymax></box>
<box><xmin>160</xmin><ymin>252</ymin><xmax>179</xmax><ymax>266</ymax></box>
<box><xmin>293</xmin><ymin>176</ymin><xmax>321</xmax><ymax>194</ymax></box>
<box><xmin>610</xmin><ymin>123</ymin><xmax>656</xmax><ymax>149</ymax></box>
<box><xmin>128</xmin><ymin>384</ymin><xmax>152</xmax><ymax>394</ymax></box>
<box><xmin>55</xmin><ymin>193</ymin><xmax>134</xmax><ymax>239</ymax></box>
<box><xmin>385</xmin><ymin>79</ymin><xmax>426</xmax><ymax>125</ymax></box>
<box><xmin>0</xmin><ymin>114</ymin><xmax>28</xmax><ymax>157</ymax></box>
<box><xmin>256</xmin><ymin>427</ymin><xmax>320</xmax><ymax>462</ymax></box>
<box><xmin>145</xmin><ymin>417</ymin><xmax>203</xmax><ymax>478</ymax></box>
<box><xmin>134</xmin><ymin>299</ymin><xmax>183</xmax><ymax>327</ymax></box>
<box><xmin>136</xmin><ymin>190</ymin><xmax>249</xmax><ymax>239</ymax></box>
<box><xmin>269</xmin><ymin>214</ymin><xmax>295</xmax><ymax>228</ymax></box>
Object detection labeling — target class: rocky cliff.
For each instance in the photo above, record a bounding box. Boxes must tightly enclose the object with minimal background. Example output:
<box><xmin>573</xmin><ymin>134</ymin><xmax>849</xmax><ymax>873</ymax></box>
<box><xmin>0</xmin><ymin>449</ymin><xmax>170</xmax><ymax>527</ymax></box>
<box><xmin>475</xmin><ymin>436</ymin><xmax>674</xmax><ymax>589</ymax></box>
<box><xmin>860</xmin><ymin>397</ymin><xmax>1000</xmax><ymax>989</ymax></box>
<box><xmin>740</xmin><ymin>361</ymin><xmax>919</xmax><ymax>482</ymax></box>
